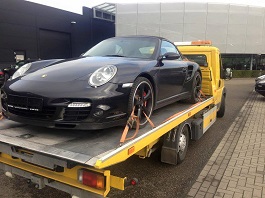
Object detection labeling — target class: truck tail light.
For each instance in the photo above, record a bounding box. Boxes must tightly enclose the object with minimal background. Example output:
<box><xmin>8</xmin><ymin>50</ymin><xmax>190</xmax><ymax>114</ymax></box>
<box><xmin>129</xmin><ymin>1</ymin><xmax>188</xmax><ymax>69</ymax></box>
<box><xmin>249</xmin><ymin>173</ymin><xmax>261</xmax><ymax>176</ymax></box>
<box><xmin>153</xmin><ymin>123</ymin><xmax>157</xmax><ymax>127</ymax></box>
<box><xmin>78</xmin><ymin>170</ymin><xmax>105</xmax><ymax>190</ymax></box>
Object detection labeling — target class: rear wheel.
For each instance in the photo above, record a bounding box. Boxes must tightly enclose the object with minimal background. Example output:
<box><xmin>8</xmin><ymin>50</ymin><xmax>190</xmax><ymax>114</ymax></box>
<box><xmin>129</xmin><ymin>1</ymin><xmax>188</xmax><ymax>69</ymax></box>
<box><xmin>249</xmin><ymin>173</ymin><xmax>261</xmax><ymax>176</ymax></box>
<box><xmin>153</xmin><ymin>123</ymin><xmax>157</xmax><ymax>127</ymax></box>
<box><xmin>177</xmin><ymin>125</ymin><xmax>189</xmax><ymax>164</ymax></box>
<box><xmin>189</xmin><ymin>71</ymin><xmax>202</xmax><ymax>103</ymax></box>
<box><xmin>217</xmin><ymin>94</ymin><xmax>226</xmax><ymax>117</ymax></box>
<box><xmin>128</xmin><ymin>77</ymin><xmax>154</xmax><ymax>128</ymax></box>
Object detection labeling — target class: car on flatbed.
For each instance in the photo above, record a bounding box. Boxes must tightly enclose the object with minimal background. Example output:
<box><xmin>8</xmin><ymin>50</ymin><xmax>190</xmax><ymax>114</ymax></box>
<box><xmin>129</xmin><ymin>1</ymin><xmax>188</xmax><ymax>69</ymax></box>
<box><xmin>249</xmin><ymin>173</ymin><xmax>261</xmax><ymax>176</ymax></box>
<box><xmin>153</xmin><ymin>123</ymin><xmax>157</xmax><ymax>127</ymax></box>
<box><xmin>2</xmin><ymin>36</ymin><xmax>202</xmax><ymax>130</ymax></box>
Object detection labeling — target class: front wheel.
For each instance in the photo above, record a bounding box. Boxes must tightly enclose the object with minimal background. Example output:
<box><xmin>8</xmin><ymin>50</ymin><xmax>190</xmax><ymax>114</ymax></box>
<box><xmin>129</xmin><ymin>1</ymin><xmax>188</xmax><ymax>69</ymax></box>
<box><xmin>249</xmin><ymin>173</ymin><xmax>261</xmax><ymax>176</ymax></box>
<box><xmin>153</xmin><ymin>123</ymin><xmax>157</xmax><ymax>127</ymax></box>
<box><xmin>128</xmin><ymin>77</ymin><xmax>154</xmax><ymax>128</ymax></box>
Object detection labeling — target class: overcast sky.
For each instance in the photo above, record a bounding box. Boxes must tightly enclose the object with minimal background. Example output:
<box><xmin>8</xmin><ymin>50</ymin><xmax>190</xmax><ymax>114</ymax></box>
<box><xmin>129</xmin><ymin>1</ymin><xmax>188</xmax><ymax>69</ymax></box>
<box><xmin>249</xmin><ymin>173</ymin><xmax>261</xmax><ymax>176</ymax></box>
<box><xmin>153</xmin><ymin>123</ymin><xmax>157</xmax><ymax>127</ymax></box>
<box><xmin>26</xmin><ymin>0</ymin><xmax>265</xmax><ymax>14</ymax></box>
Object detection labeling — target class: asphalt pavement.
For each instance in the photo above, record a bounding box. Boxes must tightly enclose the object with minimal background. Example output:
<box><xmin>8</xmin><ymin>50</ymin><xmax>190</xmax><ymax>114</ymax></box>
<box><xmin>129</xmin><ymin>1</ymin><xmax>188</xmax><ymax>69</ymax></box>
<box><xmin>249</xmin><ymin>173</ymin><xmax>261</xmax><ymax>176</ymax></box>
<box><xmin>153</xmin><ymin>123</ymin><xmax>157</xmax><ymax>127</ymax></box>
<box><xmin>0</xmin><ymin>78</ymin><xmax>256</xmax><ymax>198</ymax></box>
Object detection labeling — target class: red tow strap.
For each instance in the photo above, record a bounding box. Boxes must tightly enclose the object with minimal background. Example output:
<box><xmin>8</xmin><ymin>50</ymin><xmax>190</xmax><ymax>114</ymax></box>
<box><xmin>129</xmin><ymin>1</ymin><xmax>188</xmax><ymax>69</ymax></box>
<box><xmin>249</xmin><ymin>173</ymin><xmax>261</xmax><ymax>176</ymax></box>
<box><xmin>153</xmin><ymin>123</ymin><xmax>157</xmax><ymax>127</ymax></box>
<box><xmin>120</xmin><ymin>106</ymin><xmax>155</xmax><ymax>144</ymax></box>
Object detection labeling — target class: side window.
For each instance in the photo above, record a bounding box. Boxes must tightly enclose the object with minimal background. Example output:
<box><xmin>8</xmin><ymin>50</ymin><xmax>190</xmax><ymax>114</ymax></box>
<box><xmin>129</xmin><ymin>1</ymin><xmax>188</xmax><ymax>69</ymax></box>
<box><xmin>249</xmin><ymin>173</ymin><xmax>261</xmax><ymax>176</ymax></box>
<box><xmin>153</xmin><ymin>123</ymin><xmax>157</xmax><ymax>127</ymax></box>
<box><xmin>184</xmin><ymin>54</ymin><xmax>208</xmax><ymax>66</ymax></box>
<box><xmin>160</xmin><ymin>41</ymin><xmax>180</xmax><ymax>56</ymax></box>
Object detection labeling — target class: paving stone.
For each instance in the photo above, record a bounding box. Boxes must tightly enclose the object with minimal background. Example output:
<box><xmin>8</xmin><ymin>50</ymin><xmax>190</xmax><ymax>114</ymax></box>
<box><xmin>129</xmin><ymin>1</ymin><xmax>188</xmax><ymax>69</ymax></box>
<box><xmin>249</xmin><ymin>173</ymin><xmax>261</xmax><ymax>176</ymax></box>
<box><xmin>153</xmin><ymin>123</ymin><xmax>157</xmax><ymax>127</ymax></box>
<box><xmin>194</xmin><ymin>194</ymin><xmax>205</xmax><ymax>198</ymax></box>
<box><xmin>246</xmin><ymin>177</ymin><xmax>254</xmax><ymax>185</ymax></box>
<box><xmin>228</xmin><ymin>180</ymin><xmax>237</xmax><ymax>188</ymax></box>
<box><xmin>216</xmin><ymin>189</ymin><xmax>234</xmax><ymax>195</ymax></box>
<box><xmin>199</xmin><ymin>186</ymin><xmax>209</xmax><ymax>192</ymax></box>
<box><xmin>187</xmin><ymin>188</ymin><xmax>198</xmax><ymax>197</ymax></box>
<box><xmin>237</xmin><ymin>179</ymin><xmax>246</xmax><ymax>187</ymax></box>
<box><xmin>192</xmin><ymin>182</ymin><xmax>202</xmax><ymax>189</ymax></box>
<box><xmin>202</xmin><ymin>181</ymin><xmax>211</xmax><ymax>189</ymax></box>
<box><xmin>253</xmin><ymin>189</ymin><xmax>262</xmax><ymax>197</ymax></box>
<box><xmin>243</xmin><ymin>190</ymin><xmax>252</xmax><ymax>197</ymax></box>
<box><xmin>226</xmin><ymin>187</ymin><xmax>243</xmax><ymax>194</ymax></box>
<box><xmin>205</xmin><ymin>193</ymin><xmax>214</xmax><ymax>198</ymax></box>
<box><xmin>233</xmin><ymin>192</ymin><xmax>243</xmax><ymax>198</ymax></box>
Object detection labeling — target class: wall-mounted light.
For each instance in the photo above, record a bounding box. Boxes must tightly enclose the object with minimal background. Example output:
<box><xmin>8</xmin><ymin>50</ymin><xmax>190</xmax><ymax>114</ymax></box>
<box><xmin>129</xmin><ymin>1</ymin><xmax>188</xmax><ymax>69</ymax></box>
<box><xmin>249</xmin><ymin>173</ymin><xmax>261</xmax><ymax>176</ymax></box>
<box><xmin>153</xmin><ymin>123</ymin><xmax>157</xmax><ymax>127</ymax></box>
<box><xmin>71</xmin><ymin>21</ymin><xmax>76</xmax><ymax>24</ymax></box>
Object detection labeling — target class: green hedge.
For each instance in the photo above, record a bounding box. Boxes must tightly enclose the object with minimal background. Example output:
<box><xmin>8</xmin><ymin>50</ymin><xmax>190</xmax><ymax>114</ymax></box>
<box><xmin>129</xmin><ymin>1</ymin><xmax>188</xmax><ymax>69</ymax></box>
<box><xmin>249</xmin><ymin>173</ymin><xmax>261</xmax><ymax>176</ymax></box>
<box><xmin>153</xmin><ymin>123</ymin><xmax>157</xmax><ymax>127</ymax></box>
<box><xmin>232</xmin><ymin>70</ymin><xmax>265</xmax><ymax>78</ymax></box>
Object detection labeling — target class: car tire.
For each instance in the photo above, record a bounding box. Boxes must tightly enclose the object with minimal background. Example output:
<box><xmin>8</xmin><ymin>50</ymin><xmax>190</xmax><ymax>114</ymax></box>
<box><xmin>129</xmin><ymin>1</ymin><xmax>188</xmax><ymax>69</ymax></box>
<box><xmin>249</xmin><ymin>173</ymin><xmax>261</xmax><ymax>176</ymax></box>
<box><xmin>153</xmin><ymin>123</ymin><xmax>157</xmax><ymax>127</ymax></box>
<box><xmin>217</xmin><ymin>94</ymin><xmax>225</xmax><ymax>118</ymax></box>
<box><xmin>128</xmin><ymin>77</ymin><xmax>154</xmax><ymax>129</ymax></box>
<box><xmin>189</xmin><ymin>71</ymin><xmax>202</xmax><ymax>104</ymax></box>
<box><xmin>177</xmin><ymin>125</ymin><xmax>189</xmax><ymax>164</ymax></box>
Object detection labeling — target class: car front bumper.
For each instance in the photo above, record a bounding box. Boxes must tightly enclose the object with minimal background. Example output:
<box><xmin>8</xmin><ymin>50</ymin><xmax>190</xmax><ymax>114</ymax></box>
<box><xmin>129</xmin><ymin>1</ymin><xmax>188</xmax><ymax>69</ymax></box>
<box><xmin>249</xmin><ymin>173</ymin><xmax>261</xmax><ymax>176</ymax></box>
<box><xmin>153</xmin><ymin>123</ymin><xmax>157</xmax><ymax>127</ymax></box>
<box><xmin>255</xmin><ymin>83</ymin><xmax>265</xmax><ymax>96</ymax></box>
<box><xmin>1</xmin><ymin>82</ymin><xmax>132</xmax><ymax>130</ymax></box>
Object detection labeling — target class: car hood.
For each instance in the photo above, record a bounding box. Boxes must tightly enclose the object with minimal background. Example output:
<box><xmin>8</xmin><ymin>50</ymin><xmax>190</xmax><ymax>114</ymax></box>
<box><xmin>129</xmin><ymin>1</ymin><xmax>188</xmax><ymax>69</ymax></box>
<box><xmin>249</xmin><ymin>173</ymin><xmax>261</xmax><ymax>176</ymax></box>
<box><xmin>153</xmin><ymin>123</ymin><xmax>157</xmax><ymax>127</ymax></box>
<box><xmin>20</xmin><ymin>56</ymin><xmax>155</xmax><ymax>83</ymax></box>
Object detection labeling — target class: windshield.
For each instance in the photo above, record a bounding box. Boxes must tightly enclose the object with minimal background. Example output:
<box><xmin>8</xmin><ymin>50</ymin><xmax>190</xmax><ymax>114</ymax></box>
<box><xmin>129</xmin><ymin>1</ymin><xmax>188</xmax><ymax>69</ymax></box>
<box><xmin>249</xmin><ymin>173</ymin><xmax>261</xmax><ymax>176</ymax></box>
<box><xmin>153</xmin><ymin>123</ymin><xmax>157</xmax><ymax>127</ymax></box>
<box><xmin>83</xmin><ymin>37</ymin><xmax>158</xmax><ymax>59</ymax></box>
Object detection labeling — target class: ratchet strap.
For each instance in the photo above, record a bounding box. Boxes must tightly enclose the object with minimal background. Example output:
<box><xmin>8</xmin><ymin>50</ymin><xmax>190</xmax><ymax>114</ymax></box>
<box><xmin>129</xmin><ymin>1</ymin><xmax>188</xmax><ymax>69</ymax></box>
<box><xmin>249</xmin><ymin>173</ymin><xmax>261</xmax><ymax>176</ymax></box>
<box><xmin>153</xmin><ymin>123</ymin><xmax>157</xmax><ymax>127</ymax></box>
<box><xmin>120</xmin><ymin>90</ymin><xmax>205</xmax><ymax>144</ymax></box>
<box><xmin>198</xmin><ymin>90</ymin><xmax>206</xmax><ymax>102</ymax></box>
<box><xmin>120</xmin><ymin>106</ymin><xmax>155</xmax><ymax>144</ymax></box>
<box><xmin>142</xmin><ymin>111</ymin><xmax>155</xmax><ymax>128</ymax></box>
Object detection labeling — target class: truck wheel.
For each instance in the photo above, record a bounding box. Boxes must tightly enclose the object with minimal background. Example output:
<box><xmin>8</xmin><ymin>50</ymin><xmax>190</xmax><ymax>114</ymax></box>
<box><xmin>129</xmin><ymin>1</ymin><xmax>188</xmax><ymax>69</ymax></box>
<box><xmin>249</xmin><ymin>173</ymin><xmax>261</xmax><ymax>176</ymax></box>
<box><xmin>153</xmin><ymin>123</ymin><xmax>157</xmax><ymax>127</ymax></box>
<box><xmin>177</xmin><ymin>125</ymin><xmax>189</xmax><ymax>164</ymax></box>
<box><xmin>189</xmin><ymin>71</ymin><xmax>202</xmax><ymax>104</ymax></box>
<box><xmin>217</xmin><ymin>94</ymin><xmax>225</xmax><ymax>117</ymax></box>
<box><xmin>128</xmin><ymin>77</ymin><xmax>154</xmax><ymax>128</ymax></box>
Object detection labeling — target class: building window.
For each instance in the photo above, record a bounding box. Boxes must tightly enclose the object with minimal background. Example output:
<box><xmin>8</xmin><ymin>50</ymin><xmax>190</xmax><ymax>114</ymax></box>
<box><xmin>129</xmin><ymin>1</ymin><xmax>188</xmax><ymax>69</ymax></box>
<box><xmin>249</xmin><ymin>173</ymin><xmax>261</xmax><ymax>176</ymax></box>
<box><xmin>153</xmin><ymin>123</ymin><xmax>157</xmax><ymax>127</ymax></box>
<box><xmin>221</xmin><ymin>54</ymin><xmax>265</xmax><ymax>70</ymax></box>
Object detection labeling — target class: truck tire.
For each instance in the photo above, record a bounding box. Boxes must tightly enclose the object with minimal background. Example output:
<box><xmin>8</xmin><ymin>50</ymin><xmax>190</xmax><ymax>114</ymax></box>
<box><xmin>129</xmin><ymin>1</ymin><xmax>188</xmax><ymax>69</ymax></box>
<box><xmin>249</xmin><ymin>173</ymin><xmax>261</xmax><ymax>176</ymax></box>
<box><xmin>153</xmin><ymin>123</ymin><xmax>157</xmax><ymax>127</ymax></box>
<box><xmin>177</xmin><ymin>125</ymin><xmax>190</xmax><ymax>164</ymax></box>
<box><xmin>128</xmin><ymin>77</ymin><xmax>154</xmax><ymax>128</ymax></box>
<box><xmin>217</xmin><ymin>94</ymin><xmax>225</xmax><ymax>118</ymax></box>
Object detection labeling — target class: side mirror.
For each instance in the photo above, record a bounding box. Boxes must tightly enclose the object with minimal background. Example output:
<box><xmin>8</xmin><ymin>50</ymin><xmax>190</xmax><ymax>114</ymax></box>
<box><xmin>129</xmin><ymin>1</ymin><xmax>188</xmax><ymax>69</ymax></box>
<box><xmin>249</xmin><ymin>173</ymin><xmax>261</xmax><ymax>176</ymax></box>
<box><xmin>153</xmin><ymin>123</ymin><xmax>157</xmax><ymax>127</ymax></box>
<box><xmin>162</xmin><ymin>52</ymin><xmax>180</xmax><ymax>60</ymax></box>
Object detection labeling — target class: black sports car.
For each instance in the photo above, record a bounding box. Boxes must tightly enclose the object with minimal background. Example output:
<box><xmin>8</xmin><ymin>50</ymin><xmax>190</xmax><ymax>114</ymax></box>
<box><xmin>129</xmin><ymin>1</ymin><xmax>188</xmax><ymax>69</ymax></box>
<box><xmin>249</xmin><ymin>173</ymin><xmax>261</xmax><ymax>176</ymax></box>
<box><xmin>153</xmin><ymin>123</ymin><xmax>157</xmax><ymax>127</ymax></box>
<box><xmin>1</xmin><ymin>36</ymin><xmax>202</xmax><ymax>130</ymax></box>
<box><xmin>255</xmin><ymin>75</ymin><xmax>265</xmax><ymax>96</ymax></box>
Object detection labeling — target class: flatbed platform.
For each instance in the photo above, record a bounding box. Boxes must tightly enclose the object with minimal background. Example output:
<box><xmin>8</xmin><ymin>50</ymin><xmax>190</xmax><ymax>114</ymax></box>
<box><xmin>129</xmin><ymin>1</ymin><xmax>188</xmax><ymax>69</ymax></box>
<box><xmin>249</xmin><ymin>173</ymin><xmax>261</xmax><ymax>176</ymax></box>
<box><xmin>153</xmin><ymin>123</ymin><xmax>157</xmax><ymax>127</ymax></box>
<box><xmin>0</xmin><ymin>97</ymin><xmax>214</xmax><ymax>169</ymax></box>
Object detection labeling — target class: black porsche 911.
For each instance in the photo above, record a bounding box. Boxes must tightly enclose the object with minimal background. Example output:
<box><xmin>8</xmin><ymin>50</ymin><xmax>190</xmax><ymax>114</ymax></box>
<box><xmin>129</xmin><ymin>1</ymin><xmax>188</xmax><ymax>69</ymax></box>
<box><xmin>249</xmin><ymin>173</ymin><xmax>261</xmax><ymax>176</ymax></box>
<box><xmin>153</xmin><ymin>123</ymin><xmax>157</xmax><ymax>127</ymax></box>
<box><xmin>1</xmin><ymin>36</ymin><xmax>202</xmax><ymax>130</ymax></box>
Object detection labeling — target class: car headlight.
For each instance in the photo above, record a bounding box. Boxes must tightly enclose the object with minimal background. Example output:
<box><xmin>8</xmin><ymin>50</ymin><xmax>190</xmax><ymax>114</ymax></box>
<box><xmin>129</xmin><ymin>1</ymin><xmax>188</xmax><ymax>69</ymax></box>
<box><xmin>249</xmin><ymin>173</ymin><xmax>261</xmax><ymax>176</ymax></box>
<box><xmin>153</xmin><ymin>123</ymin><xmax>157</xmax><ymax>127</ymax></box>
<box><xmin>89</xmin><ymin>65</ymin><xmax>117</xmax><ymax>87</ymax></box>
<box><xmin>11</xmin><ymin>63</ymin><xmax>32</xmax><ymax>80</ymax></box>
<box><xmin>259</xmin><ymin>79</ymin><xmax>265</xmax><ymax>84</ymax></box>
<box><xmin>256</xmin><ymin>75</ymin><xmax>265</xmax><ymax>81</ymax></box>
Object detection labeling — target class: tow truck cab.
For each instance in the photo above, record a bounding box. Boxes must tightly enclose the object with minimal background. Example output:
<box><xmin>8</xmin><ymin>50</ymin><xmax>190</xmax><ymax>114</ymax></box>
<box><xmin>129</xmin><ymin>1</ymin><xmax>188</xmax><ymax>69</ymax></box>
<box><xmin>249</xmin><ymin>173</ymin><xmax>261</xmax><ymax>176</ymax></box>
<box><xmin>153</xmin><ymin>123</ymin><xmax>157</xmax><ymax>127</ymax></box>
<box><xmin>177</xmin><ymin>40</ymin><xmax>226</xmax><ymax>115</ymax></box>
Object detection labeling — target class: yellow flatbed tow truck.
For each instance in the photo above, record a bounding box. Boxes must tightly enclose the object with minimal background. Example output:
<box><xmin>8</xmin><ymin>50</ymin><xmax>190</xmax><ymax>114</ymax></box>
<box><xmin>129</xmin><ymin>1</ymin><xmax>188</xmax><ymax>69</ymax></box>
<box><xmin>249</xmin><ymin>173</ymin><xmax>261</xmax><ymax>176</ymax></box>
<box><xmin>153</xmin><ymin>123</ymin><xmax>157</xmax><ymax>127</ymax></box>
<box><xmin>0</xmin><ymin>41</ymin><xmax>226</xmax><ymax>197</ymax></box>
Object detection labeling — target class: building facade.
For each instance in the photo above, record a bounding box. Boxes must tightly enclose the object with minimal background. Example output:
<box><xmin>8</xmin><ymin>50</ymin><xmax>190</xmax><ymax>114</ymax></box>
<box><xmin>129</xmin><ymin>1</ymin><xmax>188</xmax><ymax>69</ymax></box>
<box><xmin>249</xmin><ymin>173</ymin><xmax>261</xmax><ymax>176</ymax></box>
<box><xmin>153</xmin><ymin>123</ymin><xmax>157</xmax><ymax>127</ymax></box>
<box><xmin>0</xmin><ymin>0</ymin><xmax>115</xmax><ymax>68</ymax></box>
<box><xmin>116</xmin><ymin>2</ymin><xmax>265</xmax><ymax>70</ymax></box>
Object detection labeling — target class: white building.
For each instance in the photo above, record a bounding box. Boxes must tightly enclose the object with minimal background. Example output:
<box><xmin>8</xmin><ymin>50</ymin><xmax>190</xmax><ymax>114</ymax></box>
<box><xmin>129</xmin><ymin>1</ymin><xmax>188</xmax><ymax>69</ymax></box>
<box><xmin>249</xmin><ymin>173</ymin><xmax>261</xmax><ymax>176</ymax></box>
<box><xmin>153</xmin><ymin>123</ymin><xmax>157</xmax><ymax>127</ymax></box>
<box><xmin>115</xmin><ymin>2</ymin><xmax>265</xmax><ymax>70</ymax></box>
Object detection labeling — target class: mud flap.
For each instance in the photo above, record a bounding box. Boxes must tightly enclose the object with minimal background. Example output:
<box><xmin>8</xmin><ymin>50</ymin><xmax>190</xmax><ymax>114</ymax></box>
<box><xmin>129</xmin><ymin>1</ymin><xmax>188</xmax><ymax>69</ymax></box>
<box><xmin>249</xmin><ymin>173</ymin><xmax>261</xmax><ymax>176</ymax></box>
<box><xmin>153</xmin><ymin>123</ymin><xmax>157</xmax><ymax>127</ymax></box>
<box><xmin>161</xmin><ymin>123</ymin><xmax>185</xmax><ymax>165</ymax></box>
